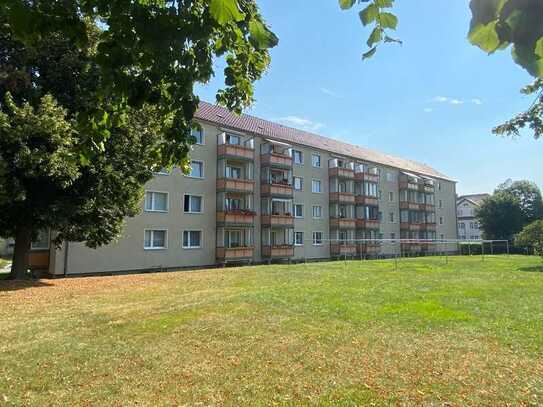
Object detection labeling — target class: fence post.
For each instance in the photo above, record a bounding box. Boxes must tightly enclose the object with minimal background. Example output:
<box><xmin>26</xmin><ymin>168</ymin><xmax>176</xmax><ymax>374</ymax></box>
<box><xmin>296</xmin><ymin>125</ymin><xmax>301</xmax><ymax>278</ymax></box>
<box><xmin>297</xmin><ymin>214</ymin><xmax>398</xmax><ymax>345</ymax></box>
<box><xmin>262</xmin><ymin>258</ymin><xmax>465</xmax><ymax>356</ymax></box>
<box><xmin>481</xmin><ymin>240</ymin><xmax>485</xmax><ymax>262</ymax></box>
<box><xmin>506</xmin><ymin>240</ymin><xmax>510</xmax><ymax>257</ymax></box>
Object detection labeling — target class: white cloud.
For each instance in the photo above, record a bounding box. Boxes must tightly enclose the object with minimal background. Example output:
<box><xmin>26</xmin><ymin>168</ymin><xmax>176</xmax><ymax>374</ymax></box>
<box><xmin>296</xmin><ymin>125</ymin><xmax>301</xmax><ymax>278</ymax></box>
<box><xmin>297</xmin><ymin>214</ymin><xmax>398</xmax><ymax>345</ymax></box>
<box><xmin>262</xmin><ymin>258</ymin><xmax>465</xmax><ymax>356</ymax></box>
<box><xmin>423</xmin><ymin>108</ymin><xmax>433</xmax><ymax>113</ymax></box>
<box><xmin>450</xmin><ymin>99</ymin><xmax>464</xmax><ymax>105</ymax></box>
<box><xmin>432</xmin><ymin>96</ymin><xmax>449</xmax><ymax>103</ymax></box>
<box><xmin>471</xmin><ymin>98</ymin><xmax>483</xmax><ymax>105</ymax></box>
<box><xmin>320</xmin><ymin>87</ymin><xmax>340</xmax><ymax>98</ymax></box>
<box><xmin>279</xmin><ymin>116</ymin><xmax>324</xmax><ymax>132</ymax></box>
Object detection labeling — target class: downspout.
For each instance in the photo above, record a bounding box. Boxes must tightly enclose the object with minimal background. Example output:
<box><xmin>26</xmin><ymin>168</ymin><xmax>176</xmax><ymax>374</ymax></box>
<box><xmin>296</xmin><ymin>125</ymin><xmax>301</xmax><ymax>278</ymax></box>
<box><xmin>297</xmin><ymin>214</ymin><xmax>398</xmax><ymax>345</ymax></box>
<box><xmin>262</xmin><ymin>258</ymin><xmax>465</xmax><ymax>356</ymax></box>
<box><xmin>63</xmin><ymin>241</ymin><xmax>69</xmax><ymax>277</ymax></box>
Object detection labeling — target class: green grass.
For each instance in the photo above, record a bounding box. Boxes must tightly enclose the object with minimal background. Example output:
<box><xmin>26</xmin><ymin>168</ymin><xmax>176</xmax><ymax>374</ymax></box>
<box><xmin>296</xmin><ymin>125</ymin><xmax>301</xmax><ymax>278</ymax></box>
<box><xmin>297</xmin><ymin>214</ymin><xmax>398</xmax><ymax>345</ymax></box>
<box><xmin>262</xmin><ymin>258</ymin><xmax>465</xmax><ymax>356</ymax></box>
<box><xmin>1</xmin><ymin>255</ymin><xmax>543</xmax><ymax>405</ymax></box>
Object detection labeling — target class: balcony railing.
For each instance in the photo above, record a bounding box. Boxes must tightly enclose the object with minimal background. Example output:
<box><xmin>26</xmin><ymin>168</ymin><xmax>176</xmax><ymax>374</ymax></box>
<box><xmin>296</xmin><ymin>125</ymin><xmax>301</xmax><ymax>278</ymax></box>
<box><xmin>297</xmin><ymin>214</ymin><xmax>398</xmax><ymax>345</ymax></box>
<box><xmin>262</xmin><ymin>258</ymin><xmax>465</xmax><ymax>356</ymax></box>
<box><xmin>354</xmin><ymin>171</ymin><xmax>379</xmax><ymax>183</ymax></box>
<box><xmin>216</xmin><ymin>211</ymin><xmax>255</xmax><ymax>227</ymax></box>
<box><xmin>217</xmin><ymin>144</ymin><xmax>255</xmax><ymax>161</ymax></box>
<box><xmin>330</xmin><ymin>243</ymin><xmax>357</xmax><ymax>256</ymax></box>
<box><xmin>262</xmin><ymin>245</ymin><xmax>295</xmax><ymax>258</ymax></box>
<box><xmin>399</xmin><ymin>201</ymin><xmax>435</xmax><ymax>211</ymax></box>
<box><xmin>330</xmin><ymin>218</ymin><xmax>356</xmax><ymax>229</ymax></box>
<box><xmin>28</xmin><ymin>250</ymin><xmax>49</xmax><ymax>270</ymax></box>
<box><xmin>355</xmin><ymin>219</ymin><xmax>380</xmax><ymax>229</ymax></box>
<box><xmin>355</xmin><ymin>196</ymin><xmax>379</xmax><ymax>206</ymax></box>
<box><xmin>216</xmin><ymin>178</ymin><xmax>255</xmax><ymax>193</ymax></box>
<box><xmin>260</xmin><ymin>183</ymin><xmax>293</xmax><ymax>198</ymax></box>
<box><xmin>216</xmin><ymin>246</ymin><xmax>254</xmax><ymax>261</ymax></box>
<box><xmin>261</xmin><ymin>214</ymin><xmax>295</xmax><ymax>228</ymax></box>
<box><xmin>400</xmin><ymin>223</ymin><xmax>425</xmax><ymax>231</ymax></box>
<box><xmin>329</xmin><ymin>167</ymin><xmax>355</xmax><ymax>179</ymax></box>
<box><xmin>261</xmin><ymin>152</ymin><xmax>292</xmax><ymax>168</ymax></box>
<box><xmin>330</xmin><ymin>192</ymin><xmax>355</xmax><ymax>204</ymax></box>
<box><xmin>357</xmin><ymin>243</ymin><xmax>380</xmax><ymax>255</ymax></box>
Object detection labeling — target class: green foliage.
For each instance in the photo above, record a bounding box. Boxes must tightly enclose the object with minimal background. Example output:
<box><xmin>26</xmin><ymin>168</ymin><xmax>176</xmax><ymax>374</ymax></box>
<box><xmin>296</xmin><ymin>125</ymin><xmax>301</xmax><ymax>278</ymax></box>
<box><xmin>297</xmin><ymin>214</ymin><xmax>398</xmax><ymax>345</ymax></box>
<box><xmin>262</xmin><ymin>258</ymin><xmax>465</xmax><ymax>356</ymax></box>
<box><xmin>496</xmin><ymin>179</ymin><xmax>543</xmax><ymax>224</ymax></box>
<box><xmin>476</xmin><ymin>192</ymin><xmax>524</xmax><ymax>240</ymax></box>
<box><xmin>516</xmin><ymin>220</ymin><xmax>543</xmax><ymax>256</ymax></box>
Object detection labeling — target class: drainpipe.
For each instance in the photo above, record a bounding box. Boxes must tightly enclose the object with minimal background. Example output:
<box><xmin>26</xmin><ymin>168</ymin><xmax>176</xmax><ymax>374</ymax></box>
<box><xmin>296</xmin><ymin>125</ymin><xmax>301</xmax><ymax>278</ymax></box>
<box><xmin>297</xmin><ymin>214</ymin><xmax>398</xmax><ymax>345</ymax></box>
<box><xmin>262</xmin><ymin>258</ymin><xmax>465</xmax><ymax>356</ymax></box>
<box><xmin>63</xmin><ymin>241</ymin><xmax>69</xmax><ymax>277</ymax></box>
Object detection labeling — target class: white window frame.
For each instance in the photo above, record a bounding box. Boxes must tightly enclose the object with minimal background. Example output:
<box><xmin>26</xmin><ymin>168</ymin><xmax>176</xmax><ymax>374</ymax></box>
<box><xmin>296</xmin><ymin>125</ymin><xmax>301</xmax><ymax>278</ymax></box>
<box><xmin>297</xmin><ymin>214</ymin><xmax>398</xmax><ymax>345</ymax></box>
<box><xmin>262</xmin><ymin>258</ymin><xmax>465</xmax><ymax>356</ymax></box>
<box><xmin>191</xmin><ymin>127</ymin><xmax>205</xmax><ymax>145</ymax></box>
<box><xmin>187</xmin><ymin>160</ymin><xmax>204</xmax><ymax>179</ymax></box>
<box><xmin>293</xmin><ymin>176</ymin><xmax>303</xmax><ymax>191</ymax></box>
<box><xmin>293</xmin><ymin>149</ymin><xmax>304</xmax><ymax>165</ymax></box>
<box><xmin>183</xmin><ymin>194</ymin><xmax>204</xmax><ymax>214</ymax></box>
<box><xmin>439</xmin><ymin>217</ymin><xmax>444</xmax><ymax>225</ymax></box>
<box><xmin>312</xmin><ymin>205</ymin><xmax>322</xmax><ymax>219</ymax></box>
<box><xmin>144</xmin><ymin>229</ymin><xmax>168</xmax><ymax>250</ymax></box>
<box><xmin>388</xmin><ymin>191</ymin><xmax>394</xmax><ymax>202</ymax></box>
<box><xmin>144</xmin><ymin>190</ymin><xmax>169</xmax><ymax>213</ymax></box>
<box><xmin>30</xmin><ymin>230</ymin><xmax>50</xmax><ymax>250</ymax></box>
<box><xmin>294</xmin><ymin>231</ymin><xmax>304</xmax><ymax>246</ymax></box>
<box><xmin>312</xmin><ymin>231</ymin><xmax>324</xmax><ymax>246</ymax></box>
<box><xmin>182</xmin><ymin>230</ymin><xmax>203</xmax><ymax>249</ymax></box>
<box><xmin>294</xmin><ymin>203</ymin><xmax>304</xmax><ymax>219</ymax></box>
<box><xmin>311</xmin><ymin>153</ymin><xmax>321</xmax><ymax>168</ymax></box>
<box><xmin>312</xmin><ymin>179</ymin><xmax>322</xmax><ymax>193</ymax></box>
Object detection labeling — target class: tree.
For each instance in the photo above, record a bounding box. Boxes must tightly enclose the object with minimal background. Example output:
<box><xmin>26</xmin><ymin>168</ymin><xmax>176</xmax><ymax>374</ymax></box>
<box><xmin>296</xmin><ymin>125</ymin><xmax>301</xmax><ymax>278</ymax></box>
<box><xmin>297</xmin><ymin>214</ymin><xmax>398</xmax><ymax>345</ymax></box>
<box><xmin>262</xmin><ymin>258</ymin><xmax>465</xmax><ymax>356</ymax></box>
<box><xmin>476</xmin><ymin>192</ymin><xmax>524</xmax><ymax>240</ymax></box>
<box><xmin>496</xmin><ymin>179</ymin><xmax>543</xmax><ymax>224</ymax></box>
<box><xmin>339</xmin><ymin>0</ymin><xmax>543</xmax><ymax>139</ymax></box>
<box><xmin>515</xmin><ymin>220</ymin><xmax>543</xmax><ymax>256</ymax></box>
<box><xmin>0</xmin><ymin>1</ymin><xmax>277</xmax><ymax>279</ymax></box>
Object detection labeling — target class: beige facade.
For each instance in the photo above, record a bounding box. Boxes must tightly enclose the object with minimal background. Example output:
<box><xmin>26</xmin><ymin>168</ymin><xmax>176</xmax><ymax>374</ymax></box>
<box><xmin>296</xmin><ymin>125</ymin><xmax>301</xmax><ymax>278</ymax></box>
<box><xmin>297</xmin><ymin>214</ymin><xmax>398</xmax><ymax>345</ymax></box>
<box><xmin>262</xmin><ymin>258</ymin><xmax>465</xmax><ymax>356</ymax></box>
<box><xmin>39</xmin><ymin>106</ymin><xmax>458</xmax><ymax>276</ymax></box>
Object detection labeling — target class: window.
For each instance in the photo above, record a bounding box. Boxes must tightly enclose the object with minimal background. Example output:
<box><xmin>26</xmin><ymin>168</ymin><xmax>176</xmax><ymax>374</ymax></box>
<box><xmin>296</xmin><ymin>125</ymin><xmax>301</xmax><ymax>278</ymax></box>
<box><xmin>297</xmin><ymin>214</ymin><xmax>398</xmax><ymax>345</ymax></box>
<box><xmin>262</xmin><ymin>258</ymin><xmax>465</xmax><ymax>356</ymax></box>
<box><xmin>295</xmin><ymin>232</ymin><xmax>304</xmax><ymax>246</ymax></box>
<box><xmin>440</xmin><ymin>234</ymin><xmax>445</xmax><ymax>240</ymax></box>
<box><xmin>438</xmin><ymin>199</ymin><xmax>443</xmax><ymax>209</ymax></box>
<box><xmin>390</xmin><ymin>233</ymin><xmax>396</xmax><ymax>240</ymax></box>
<box><xmin>226</xmin><ymin>165</ymin><xmax>241</xmax><ymax>179</ymax></box>
<box><xmin>312</xmin><ymin>205</ymin><xmax>322</xmax><ymax>219</ymax></box>
<box><xmin>145</xmin><ymin>191</ymin><xmax>168</xmax><ymax>212</ymax></box>
<box><xmin>293</xmin><ymin>149</ymin><xmax>303</xmax><ymax>165</ymax></box>
<box><xmin>473</xmin><ymin>222</ymin><xmax>479</xmax><ymax>229</ymax></box>
<box><xmin>312</xmin><ymin>231</ymin><xmax>323</xmax><ymax>246</ymax></box>
<box><xmin>144</xmin><ymin>230</ymin><xmax>167</xmax><ymax>249</ymax></box>
<box><xmin>31</xmin><ymin>230</ymin><xmax>49</xmax><ymax>250</ymax></box>
<box><xmin>191</xmin><ymin>127</ymin><xmax>204</xmax><ymax>145</ymax></box>
<box><xmin>458</xmin><ymin>223</ymin><xmax>466</xmax><ymax>230</ymax></box>
<box><xmin>386</xmin><ymin>172</ymin><xmax>395</xmax><ymax>182</ymax></box>
<box><xmin>225</xmin><ymin>230</ymin><xmax>242</xmax><ymax>248</ymax></box>
<box><xmin>364</xmin><ymin>182</ymin><xmax>378</xmax><ymax>197</ymax></box>
<box><xmin>188</xmin><ymin>160</ymin><xmax>204</xmax><ymax>178</ymax></box>
<box><xmin>294</xmin><ymin>204</ymin><xmax>304</xmax><ymax>218</ymax></box>
<box><xmin>312</xmin><ymin>179</ymin><xmax>322</xmax><ymax>193</ymax></box>
<box><xmin>312</xmin><ymin>153</ymin><xmax>321</xmax><ymax>168</ymax></box>
<box><xmin>439</xmin><ymin>217</ymin><xmax>444</xmax><ymax>225</ymax></box>
<box><xmin>378</xmin><ymin>211</ymin><xmax>383</xmax><ymax>221</ymax></box>
<box><xmin>225</xmin><ymin>198</ymin><xmax>242</xmax><ymax>211</ymax></box>
<box><xmin>294</xmin><ymin>177</ymin><xmax>303</xmax><ymax>191</ymax></box>
<box><xmin>388</xmin><ymin>192</ymin><xmax>394</xmax><ymax>202</ymax></box>
<box><xmin>438</xmin><ymin>182</ymin><xmax>442</xmax><ymax>191</ymax></box>
<box><xmin>184</xmin><ymin>195</ymin><xmax>202</xmax><ymax>214</ymax></box>
<box><xmin>182</xmin><ymin>230</ymin><xmax>202</xmax><ymax>249</ymax></box>
<box><xmin>226</xmin><ymin>133</ymin><xmax>240</xmax><ymax>145</ymax></box>
<box><xmin>389</xmin><ymin>212</ymin><xmax>395</xmax><ymax>223</ymax></box>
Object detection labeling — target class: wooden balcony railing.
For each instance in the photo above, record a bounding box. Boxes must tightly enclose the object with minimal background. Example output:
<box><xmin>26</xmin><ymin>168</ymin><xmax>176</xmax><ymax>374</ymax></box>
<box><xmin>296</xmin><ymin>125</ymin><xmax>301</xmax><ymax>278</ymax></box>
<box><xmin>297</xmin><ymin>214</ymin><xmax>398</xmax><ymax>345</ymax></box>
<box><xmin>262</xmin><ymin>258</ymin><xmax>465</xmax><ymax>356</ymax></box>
<box><xmin>400</xmin><ymin>223</ymin><xmax>424</xmax><ymax>231</ymax></box>
<box><xmin>260</xmin><ymin>183</ymin><xmax>293</xmax><ymax>197</ymax></box>
<box><xmin>355</xmin><ymin>196</ymin><xmax>379</xmax><ymax>206</ymax></box>
<box><xmin>354</xmin><ymin>172</ymin><xmax>379</xmax><ymax>183</ymax></box>
<box><xmin>260</xmin><ymin>153</ymin><xmax>292</xmax><ymax>168</ymax></box>
<box><xmin>217</xmin><ymin>144</ymin><xmax>254</xmax><ymax>160</ymax></box>
<box><xmin>330</xmin><ymin>218</ymin><xmax>356</xmax><ymax>229</ymax></box>
<box><xmin>216</xmin><ymin>247</ymin><xmax>254</xmax><ymax>261</ymax></box>
<box><xmin>329</xmin><ymin>167</ymin><xmax>355</xmax><ymax>179</ymax></box>
<box><xmin>28</xmin><ymin>250</ymin><xmax>49</xmax><ymax>270</ymax></box>
<box><xmin>329</xmin><ymin>192</ymin><xmax>355</xmax><ymax>204</ymax></box>
<box><xmin>357</xmin><ymin>243</ymin><xmax>380</xmax><ymax>255</ymax></box>
<box><xmin>262</xmin><ymin>245</ymin><xmax>294</xmax><ymax>258</ymax></box>
<box><xmin>216</xmin><ymin>211</ymin><xmax>255</xmax><ymax>227</ymax></box>
<box><xmin>355</xmin><ymin>219</ymin><xmax>380</xmax><ymax>229</ymax></box>
<box><xmin>261</xmin><ymin>214</ymin><xmax>295</xmax><ymax>228</ymax></box>
<box><xmin>216</xmin><ymin>178</ymin><xmax>254</xmax><ymax>193</ymax></box>
<box><xmin>330</xmin><ymin>243</ymin><xmax>357</xmax><ymax>256</ymax></box>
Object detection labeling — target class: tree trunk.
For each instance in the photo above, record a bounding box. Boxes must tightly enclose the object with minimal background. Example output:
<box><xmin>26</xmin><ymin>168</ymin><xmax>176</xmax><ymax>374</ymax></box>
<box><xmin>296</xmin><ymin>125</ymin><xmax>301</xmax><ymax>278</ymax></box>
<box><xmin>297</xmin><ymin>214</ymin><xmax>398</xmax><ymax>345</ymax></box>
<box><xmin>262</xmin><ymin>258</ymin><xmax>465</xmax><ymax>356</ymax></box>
<box><xmin>10</xmin><ymin>225</ymin><xmax>32</xmax><ymax>280</ymax></box>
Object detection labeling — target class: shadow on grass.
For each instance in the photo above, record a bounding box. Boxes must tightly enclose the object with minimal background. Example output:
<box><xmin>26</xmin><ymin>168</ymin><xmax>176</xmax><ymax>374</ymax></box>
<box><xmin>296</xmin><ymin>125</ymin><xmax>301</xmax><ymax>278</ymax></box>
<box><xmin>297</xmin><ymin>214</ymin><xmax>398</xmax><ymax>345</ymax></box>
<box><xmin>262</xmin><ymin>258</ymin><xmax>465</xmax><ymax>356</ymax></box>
<box><xmin>518</xmin><ymin>265</ymin><xmax>543</xmax><ymax>273</ymax></box>
<box><xmin>0</xmin><ymin>279</ymin><xmax>54</xmax><ymax>292</ymax></box>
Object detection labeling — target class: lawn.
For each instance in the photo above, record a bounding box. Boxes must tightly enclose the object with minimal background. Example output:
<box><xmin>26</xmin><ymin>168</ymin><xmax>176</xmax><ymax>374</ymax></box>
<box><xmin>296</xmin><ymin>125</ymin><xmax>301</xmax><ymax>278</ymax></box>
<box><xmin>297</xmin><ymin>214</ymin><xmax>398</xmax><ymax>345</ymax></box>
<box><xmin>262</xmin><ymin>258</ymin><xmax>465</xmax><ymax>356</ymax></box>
<box><xmin>1</xmin><ymin>255</ymin><xmax>542</xmax><ymax>406</ymax></box>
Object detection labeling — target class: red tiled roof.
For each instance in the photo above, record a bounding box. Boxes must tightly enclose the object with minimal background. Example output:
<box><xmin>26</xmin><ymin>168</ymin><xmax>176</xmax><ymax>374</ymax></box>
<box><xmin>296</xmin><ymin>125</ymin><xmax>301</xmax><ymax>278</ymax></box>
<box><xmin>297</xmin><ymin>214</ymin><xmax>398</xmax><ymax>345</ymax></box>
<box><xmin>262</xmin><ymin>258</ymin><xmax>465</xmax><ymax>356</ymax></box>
<box><xmin>195</xmin><ymin>101</ymin><xmax>454</xmax><ymax>181</ymax></box>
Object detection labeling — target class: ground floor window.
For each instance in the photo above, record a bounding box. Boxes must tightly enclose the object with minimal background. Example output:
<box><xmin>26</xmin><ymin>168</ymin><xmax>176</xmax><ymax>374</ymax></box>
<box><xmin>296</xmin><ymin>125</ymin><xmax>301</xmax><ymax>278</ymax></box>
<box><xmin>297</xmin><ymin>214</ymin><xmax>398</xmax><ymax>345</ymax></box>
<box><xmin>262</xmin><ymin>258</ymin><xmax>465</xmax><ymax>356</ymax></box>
<box><xmin>295</xmin><ymin>232</ymin><xmax>304</xmax><ymax>246</ymax></box>
<box><xmin>31</xmin><ymin>230</ymin><xmax>49</xmax><ymax>250</ymax></box>
<box><xmin>312</xmin><ymin>231</ymin><xmax>323</xmax><ymax>246</ymax></box>
<box><xmin>144</xmin><ymin>230</ymin><xmax>167</xmax><ymax>249</ymax></box>
<box><xmin>182</xmin><ymin>230</ymin><xmax>202</xmax><ymax>249</ymax></box>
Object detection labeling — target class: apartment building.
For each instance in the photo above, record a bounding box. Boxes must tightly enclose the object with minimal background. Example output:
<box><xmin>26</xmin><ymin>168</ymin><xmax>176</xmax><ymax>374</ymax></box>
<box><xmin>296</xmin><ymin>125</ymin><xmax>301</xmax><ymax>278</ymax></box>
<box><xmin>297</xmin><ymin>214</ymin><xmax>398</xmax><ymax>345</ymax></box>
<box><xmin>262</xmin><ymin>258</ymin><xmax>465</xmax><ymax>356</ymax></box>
<box><xmin>457</xmin><ymin>194</ymin><xmax>490</xmax><ymax>240</ymax></box>
<box><xmin>29</xmin><ymin>102</ymin><xmax>458</xmax><ymax>276</ymax></box>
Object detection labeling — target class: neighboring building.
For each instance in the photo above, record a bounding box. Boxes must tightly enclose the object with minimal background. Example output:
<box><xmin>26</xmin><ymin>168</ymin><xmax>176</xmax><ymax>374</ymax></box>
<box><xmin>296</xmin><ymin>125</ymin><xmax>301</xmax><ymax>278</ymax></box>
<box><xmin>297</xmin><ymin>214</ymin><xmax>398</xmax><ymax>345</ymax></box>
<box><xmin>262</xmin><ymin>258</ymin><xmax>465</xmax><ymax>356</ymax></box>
<box><xmin>29</xmin><ymin>102</ymin><xmax>458</xmax><ymax>276</ymax></box>
<box><xmin>457</xmin><ymin>194</ymin><xmax>490</xmax><ymax>240</ymax></box>
<box><xmin>0</xmin><ymin>238</ymin><xmax>14</xmax><ymax>258</ymax></box>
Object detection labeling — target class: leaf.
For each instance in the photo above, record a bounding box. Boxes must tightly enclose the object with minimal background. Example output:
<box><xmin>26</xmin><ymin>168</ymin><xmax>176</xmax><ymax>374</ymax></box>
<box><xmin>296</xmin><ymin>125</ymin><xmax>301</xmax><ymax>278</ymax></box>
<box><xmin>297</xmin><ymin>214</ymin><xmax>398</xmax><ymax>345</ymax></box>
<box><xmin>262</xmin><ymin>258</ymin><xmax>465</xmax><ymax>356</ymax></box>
<box><xmin>535</xmin><ymin>38</ymin><xmax>543</xmax><ymax>59</ymax></box>
<box><xmin>338</xmin><ymin>0</ymin><xmax>356</xmax><ymax>10</ymax></box>
<box><xmin>359</xmin><ymin>4</ymin><xmax>379</xmax><ymax>26</ymax></box>
<box><xmin>384</xmin><ymin>35</ymin><xmax>402</xmax><ymax>44</ymax></box>
<box><xmin>468</xmin><ymin>21</ymin><xmax>501</xmax><ymax>53</ymax></box>
<box><xmin>367</xmin><ymin>27</ymin><xmax>382</xmax><ymax>47</ymax></box>
<box><xmin>375</xmin><ymin>0</ymin><xmax>394</xmax><ymax>7</ymax></box>
<box><xmin>379</xmin><ymin>12</ymin><xmax>398</xmax><ymax>29</ymax></box>
<box><xmin>362</xmin><ymin>47</ymin><xmax>377</xmax><ymax>60</ymax></box>
<box><xmin>249</xmin><ymin>19</ymin><xmax>279</xmax><ymax>49</ymax></box>
<box><xmin>209</xmin><ymin>0</ymin><xmax>244</xmax><ymax>25</ymax></box>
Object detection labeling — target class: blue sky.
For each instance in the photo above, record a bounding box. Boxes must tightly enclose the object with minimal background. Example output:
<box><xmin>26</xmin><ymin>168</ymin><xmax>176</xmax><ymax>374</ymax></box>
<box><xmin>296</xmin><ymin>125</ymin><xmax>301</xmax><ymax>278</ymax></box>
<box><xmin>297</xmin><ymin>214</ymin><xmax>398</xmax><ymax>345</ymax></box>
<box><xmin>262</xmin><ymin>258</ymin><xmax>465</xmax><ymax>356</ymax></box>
<box><xmin>197</xmin><ymin>0</ymin><xmax>542</xmax><ymax>196</ymax></box>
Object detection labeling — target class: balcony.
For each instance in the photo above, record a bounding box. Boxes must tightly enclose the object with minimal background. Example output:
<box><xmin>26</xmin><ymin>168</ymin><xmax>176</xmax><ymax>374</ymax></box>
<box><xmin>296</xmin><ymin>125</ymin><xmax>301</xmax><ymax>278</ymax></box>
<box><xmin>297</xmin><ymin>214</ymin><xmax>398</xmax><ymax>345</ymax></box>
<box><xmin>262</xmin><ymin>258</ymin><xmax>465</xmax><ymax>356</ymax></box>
<box><xmin>330</xmin><ymin>243</ymin><xmax>357</xmax><ymax>256</ymax></box>
<box><xmin>330</xmin><ymin>192</ymin><xmax>355</xmax><ymax>204</ymax></box>
<box><xmin>355</xmin><ymin>219</ymin><xmax>380</xmax><ymax>229</ymax></box>
<box><xmin>330</xmin><ymin>218</ymin><xmax>356</xmax><ymax>229</ymax></box>
<box><xmin>261</xmin><ymin>152</ymin><xmax>292</xmax><ymax>168</ymax></box>
<box><xmin>354</xmin><ymin>171</ymin><xmax>379</xmax><ymax>183</ymax></box>
<box><xmin>357</xmin><ymin>243</ymin><xmax>380</xmax><ymax>255</ymax></box>
<box><xmin>261</xmin><ymin>214</ymin><xmax>295</xmax><ymax>228</ymax></box>
<box><xmin>216</xmin><ymin>178</ymin><xmax>254</xmax><ymax>193</ymax></box>
<box><xmin>356</xmin><ymin>196</ymin><xmax>379</xmax><ymax>206</ymax></box>
<box><xmin>329</xmin><ymin>167</ymin><xmax>354</xmax><ymax>180</ymax></box>
<box><xmin>423</xmin><ymin>222</ymin><xmax>437</xmax><ymax>231</ymax></box>
<box><xmin>261</xmin><ymin>183</ymin><xmax>293</xmax><ymax>198</ymax></box>
<box><xmin>216</xmin><ymin>211</ymin><xmax>255</xmax><ymax>227</ymax></box>
<box><xmin>262</xmin><ymin>245</ymin><xmax>295</xmax><ymax>258</ymax></box>
<box><xmin>400</xmin><ymin>223</ymin><xmax>424</xmax><ymax>231</ymax></box>
<box><xmin>216</xmin><ymin>247</ymin><xmax>254</xmax><ymax>261</ymax></box>
<box><xmin>217</xmin><ymin>144</ymin><xmax>254</xmax><ymax>161</ymax></box>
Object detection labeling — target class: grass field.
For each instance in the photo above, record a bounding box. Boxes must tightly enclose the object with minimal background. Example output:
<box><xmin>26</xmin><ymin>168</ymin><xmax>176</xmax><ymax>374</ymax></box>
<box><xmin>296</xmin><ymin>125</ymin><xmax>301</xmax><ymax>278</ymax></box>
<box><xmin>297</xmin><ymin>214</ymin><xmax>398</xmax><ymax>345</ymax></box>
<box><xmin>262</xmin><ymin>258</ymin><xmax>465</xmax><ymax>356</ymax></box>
<box><xmin>1</xmin><ymin>255</ymin><xmax>543</xmax><ymax>406</ymax></box>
